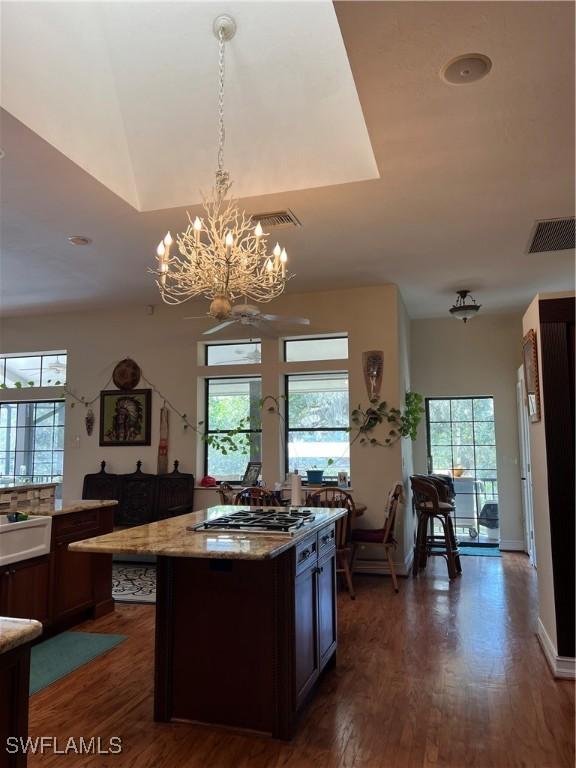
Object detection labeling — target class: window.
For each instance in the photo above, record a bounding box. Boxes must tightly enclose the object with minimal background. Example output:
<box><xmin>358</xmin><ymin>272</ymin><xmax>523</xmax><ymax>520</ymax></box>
<box><xmin>205</xmin><ymin>377</ymin><xmax>262</xmax><ymax>481</ymax></box>
<box><xmin>284</xmin><ymin>337</ymin><xmax>348</xmax><ymax>362</ymax></box>
<box><xmin>426</xmin><ymin>397</ymin><xmax>499</xmax><ymax>545</ymax></box>
<box><xmin>205</xmin><ymin>342</ymin><xmax>261</xmax><ymax>366</ymax></box>
<box><xmin>0</xmin><ymin>352</ymin><xmax>67</xmax><ymax>388</ymax></box>
<box><xmin>285</xmin><ymin>373</ymin><xmax>349</xmax><ymax>476</ymax></box>
<box><xmin>0</xmin><ymin>400</ymin><xmax>65</xmax><ymax>487</ymax></box>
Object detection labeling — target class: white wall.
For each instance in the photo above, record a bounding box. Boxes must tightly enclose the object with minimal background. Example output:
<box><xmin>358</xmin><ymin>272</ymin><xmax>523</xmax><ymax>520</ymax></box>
<box><xmin>410</xmin><ymin>313</ymin><xmax>524</xmax><ymax>549</ymax></box>
<box><xmin>0</xmin><ymin>284</ymin><xmax>414</xmax><ymax>569</ymax></box>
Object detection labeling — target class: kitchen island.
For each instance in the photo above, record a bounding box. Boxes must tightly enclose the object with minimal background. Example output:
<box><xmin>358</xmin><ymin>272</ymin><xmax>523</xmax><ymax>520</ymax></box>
<box><xmin>0</xmin><ymin>617</ymin><xmax>42</xmax><ymax>768</ymax></box>
<box><xmin>70</xmin><ymin>505</ymin><xmax>346</xmax><ymax>739</ymax></box>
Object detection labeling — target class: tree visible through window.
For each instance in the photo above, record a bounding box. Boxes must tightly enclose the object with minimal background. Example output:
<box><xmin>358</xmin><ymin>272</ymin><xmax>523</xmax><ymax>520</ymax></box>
<box><xmin>205</xmin><ymin>377</ymin><xmax>262</xmax><ymax>481</ymax></box>
<box><xmin>426</xmin><ymin>397</ymin><xmax>499</xmax><ymax>545</ymax></box>
<box><xmin>0</xmin><ymin>401</ymin><xmax>65</xmax><ymax>487</ymax></box>
<box><xmin>286</xmin><ymin>373</ymin><xmax>349</xmax><ymax>476</ymax></box>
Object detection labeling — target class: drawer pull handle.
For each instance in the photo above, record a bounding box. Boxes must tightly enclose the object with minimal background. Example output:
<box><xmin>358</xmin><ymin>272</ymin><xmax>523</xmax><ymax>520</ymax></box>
<box><xmin>299</xmin><ymin>548</ymin><xmax>312</xmax><ymax>561</ymax></box>
<box><xmin>321</xmin><ymin>533</ymin><xmax>333</xmax><ymax>545</ymax></box>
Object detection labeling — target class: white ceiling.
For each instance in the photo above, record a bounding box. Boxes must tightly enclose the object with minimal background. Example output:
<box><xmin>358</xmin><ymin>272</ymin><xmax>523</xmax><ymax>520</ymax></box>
<box><xmin>0</xmin><ymin>1</ymin><xmax>574</xmax><ymax>320</ymax></box>
<box><xmin>1</xmin><ymin>1</ymin><xmax>378</xmax><ymax>211</ymax></box>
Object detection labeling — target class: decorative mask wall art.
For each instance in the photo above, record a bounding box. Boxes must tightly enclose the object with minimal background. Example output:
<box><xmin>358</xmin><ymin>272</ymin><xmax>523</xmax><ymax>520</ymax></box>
<box><xmin>363</xmin><ymin>351</ymin><xmax>384</xmax><ymax>402</ymax></box>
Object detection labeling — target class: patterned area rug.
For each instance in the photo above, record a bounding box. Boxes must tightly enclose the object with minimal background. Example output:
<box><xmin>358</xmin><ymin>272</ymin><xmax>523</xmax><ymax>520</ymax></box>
<box><xmin>112</xmin><ymin>563</ymin><xmax>156</xmax><ymax>604</ymax></box>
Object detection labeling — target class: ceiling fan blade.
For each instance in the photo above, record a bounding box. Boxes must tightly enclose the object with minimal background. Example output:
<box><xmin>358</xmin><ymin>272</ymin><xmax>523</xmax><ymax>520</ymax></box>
<box><xmin>202</xmin><ymin>320</ymin><xmax>237</xmax><ymax>336</ymax></box>
<box><xmin>183</xmin><ymin>315</ymin><xmax>211</xmax><ymax>320</ymax></box>
<box><xmin>259</xmin><ymin>314</ymin><xmax>310</xmax><ymax>325</ymax></box>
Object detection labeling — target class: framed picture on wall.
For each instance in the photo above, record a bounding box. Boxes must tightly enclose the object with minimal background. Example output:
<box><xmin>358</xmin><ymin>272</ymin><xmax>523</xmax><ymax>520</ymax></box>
<box><xmin>99</xmin><ymin>389</ymin><xmax>152</xmax><ymax>446</ymax></box>
<box><xmin>522</xmin><ymin>330</ymin><xmax>541</xmax><ymax>423</ymax></box>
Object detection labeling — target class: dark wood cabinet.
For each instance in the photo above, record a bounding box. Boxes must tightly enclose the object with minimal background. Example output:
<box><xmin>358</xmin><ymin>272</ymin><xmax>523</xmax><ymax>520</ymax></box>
<box><xmin>294</xmin><ymin>560</ymin><xmax>319</xmax><ymax>706</ymax></box>
<box><xmin>0</xmin><ymin>644</ymin><xmax>32</xmax><ymax>768</ymax></box>
<box><xmin>48</xmin><ymin>506</ymin><xmax>114</xmax><ymax>630</ymax></box>
<box><xmin>0</xmin><ymin>557</ymin><xmax>50</xmax><ymax>626</ymax></box>
<box><xmin>317</xmin><ymin>551</ymin><xmax>337</xmax><ymax>668</ymax></box>
<box><xmin>0</xmin><ymin>506</ymin><xmax>114</xmax><ymax>635</ymax></box>
<box><xmin>51</xmin><ymin>543</ymin><xmax>94</xmax><ymax>621</ymax></box>
<box><xmin>294</xmin><ymin>536</ymin><xmax>337</xmax><ymax>707</ymax></box>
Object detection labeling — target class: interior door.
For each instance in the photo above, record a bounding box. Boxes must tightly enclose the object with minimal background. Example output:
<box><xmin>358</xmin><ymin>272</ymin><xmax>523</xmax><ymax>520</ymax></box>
<box><xmin>517</xmin><ymin>367</ymin><xmax>536</xmax><ymax>566</ymax></box>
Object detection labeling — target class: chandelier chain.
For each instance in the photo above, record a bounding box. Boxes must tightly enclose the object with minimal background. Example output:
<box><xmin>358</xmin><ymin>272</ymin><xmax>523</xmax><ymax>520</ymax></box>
<box><xmin>217</xmin><ymin>25</ymin><xmax>225</xmax><ymax>176</ymax></box>
<box><xmin>151</xmin><ymin>15</ymin><xmax>291</xmax><ymax>313</ymax></box>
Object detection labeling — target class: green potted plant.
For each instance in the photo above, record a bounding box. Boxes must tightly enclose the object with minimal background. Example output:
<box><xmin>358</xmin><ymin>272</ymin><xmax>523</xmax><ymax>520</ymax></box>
<box><xmin>306</xmin><ymin>458</ymin><xmax>334</xmax><ymax>485</ymax></box>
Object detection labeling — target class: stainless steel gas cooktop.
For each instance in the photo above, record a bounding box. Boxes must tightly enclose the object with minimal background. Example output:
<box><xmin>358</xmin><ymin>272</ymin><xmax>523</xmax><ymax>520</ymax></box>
<box><xmin>190</xmin><ymin>508</ymin><xmax>316</xmax><ymax>535</ymax></box>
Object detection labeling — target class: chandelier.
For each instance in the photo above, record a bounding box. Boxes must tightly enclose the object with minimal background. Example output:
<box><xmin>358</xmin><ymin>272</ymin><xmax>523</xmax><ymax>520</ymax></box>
<box><xmin>151</xmin><ymin>15</ymin><xmax>290</xmax><ymax>319</ymax></box>
<box><xmin>449</xmin><ymin>290</ymin><xmax>482</xmax><ymax>323</ymax></box>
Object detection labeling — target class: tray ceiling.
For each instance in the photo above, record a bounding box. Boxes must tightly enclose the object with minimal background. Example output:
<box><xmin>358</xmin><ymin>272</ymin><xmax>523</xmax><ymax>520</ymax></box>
<box><xmin>0</xmin><ymin>1</ymin><xmax>378</xmax><ymax>212</ymax></box>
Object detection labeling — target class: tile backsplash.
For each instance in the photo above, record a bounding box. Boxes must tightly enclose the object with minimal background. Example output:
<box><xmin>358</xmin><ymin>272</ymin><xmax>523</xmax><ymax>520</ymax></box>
<box><xmin>0</xmin><ymin>484</ymin><xmax>57</xmax><ymax>514</ymax></box>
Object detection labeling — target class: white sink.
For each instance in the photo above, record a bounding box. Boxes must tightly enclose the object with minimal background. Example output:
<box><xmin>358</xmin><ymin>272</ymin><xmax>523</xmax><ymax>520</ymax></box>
<box><xmin>0</xmin><ymin>515</ymin><xmax>53</xmax><ymax>567</ymax></box>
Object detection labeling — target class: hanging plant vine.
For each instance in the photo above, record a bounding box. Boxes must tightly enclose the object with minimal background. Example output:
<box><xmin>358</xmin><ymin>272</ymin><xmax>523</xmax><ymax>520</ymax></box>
<box><xmin>350</xmin><ymin>391</ymin><xmax>424</xmax><ymax>447</ymax></box>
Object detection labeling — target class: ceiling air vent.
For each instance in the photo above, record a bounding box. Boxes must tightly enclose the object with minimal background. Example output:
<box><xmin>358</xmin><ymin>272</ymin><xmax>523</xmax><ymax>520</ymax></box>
<box><xmin>528</xmin><ymin>217</ymin><xmax>575</xmax><ymax>253</ymax></box>
<box><xmin>250</xmin><ymin>210</ymin><xmax>302</xmax><ymax>229</ymax></box>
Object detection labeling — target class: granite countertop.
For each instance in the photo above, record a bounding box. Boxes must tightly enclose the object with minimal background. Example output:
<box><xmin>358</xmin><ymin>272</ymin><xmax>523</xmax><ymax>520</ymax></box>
<box><xmin>33</xmin><ymin>500</ymin><xmax>118</xmax><ymax>517</ymax></box>
<box><xmin>69</xmin><ymin>505</ymin><xmax>346</xmax><ymax>561</ymax></box>
<box><xmin>0</xmin><ymin>617</ymin><xmax>43</xmax><ymax>655</ymax></box>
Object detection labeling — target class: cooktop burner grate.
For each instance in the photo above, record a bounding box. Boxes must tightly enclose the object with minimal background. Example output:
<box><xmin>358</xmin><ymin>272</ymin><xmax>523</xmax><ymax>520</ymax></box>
<box><xmin>190</xmin><ymin>508</ymin><xmax>316</xmax><ymax>535</ymax></box>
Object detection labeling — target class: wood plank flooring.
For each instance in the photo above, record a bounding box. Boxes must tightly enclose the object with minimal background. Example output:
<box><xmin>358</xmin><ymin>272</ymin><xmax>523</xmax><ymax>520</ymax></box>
<box><xmin>28</xmin><ymin>554</ymin><xmax>574</xmax><ymax>768</ymax></box>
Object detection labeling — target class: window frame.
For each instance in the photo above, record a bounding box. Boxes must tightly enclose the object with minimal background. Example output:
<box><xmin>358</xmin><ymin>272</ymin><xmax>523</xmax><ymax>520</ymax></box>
<box><xmin>203</xmin><ymin>375</ymin><xmax>263</xmax><ymax>481</ymax></box>
<box><xmin>204</xmin><ymin>341</ymin><xmax>262</xmax><ymax>367</ymax></box>
<box><xmin>0</xmin><ymin>398</ymin><xmax>65</xmax><ymax>487</ymax></box>
<box><xmin>284</xmin><ymin>371</ymin><xmax>350</xmax><ymax>476</ymax></box>
<box><xmin>0</xmin><ymin>351</ymin><xmax>67</xmax><ymax>389</ymax></box>
<box><xmin>282</xmin><ymin>335</ymin><xmax>348</xmax><ymax>363</ymax></box>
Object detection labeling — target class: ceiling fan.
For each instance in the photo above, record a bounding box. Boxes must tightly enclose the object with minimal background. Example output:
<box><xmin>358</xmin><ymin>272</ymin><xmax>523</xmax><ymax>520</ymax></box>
<box><xmin>184</xmin><ymin>300</ymin><xmax>310</xmax><ymax>337</ymax></box>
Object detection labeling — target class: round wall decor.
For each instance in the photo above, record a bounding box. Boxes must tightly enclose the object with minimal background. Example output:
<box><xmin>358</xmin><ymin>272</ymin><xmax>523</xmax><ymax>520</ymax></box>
<box><xmin>113</xmin><ymin>358</ymin><xmax>142</xmax><ymax>391</ymax></box>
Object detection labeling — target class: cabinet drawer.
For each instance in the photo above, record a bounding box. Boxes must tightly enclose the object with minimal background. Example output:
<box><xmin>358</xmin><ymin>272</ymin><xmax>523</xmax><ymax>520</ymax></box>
<box><xmin>295</xmin><ymin>535</ymin><xmax>317</xmax><ymax>575</ymax></box>
<box><xmin>53</xmin><ymin>510</ymin><xmax>101</xmax><ymax>543</ymax></box>
<box><xmin>317</xmin><ymin>524</ymin><xmax>336</xmax><ymax>556</ymax></box>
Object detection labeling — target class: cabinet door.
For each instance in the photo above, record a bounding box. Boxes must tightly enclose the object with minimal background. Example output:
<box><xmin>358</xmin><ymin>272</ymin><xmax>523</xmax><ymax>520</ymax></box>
<box><xmin>294</xmin><ymin>562</ymin><xmax>319</xmax><ymax>706</ymax></box>
<box><xmin>5</xmin><ymin>558</ymin><xmax>50</xmax><ymax>625</ymax></box>
<box><xmin>52</xmin><ymin>542</ymin><xmax>94</xmax><ymax>619</ymax></box>
<box><xmin>0</xmin><ymin>568</ymin><xmax>11</xmax><ymax>617</ymax></box>
<box><xmin>317</xmin><ymin>552</ymin><xmax>337</xmax><ymax>669</ymax></box>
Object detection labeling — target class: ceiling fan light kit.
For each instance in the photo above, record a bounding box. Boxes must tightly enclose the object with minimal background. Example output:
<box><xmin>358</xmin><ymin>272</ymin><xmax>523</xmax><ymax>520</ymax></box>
<box><xmin>449</xmin><ymin>290</ymin><xmax>482</xmax><ymax>323</ymax></box>
<box><xmin>151</xmin><ymin>15</ymin><xmax>292</xmax><ymax>322</ymax></box>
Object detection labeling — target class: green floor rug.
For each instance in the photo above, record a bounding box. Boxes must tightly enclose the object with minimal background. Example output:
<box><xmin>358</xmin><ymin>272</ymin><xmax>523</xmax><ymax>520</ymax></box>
<box><xmin>30</xmin><ymin>632</ymin><xmax>126</xmax><ymax>695</ymax></box>
<box><xmin>458</xmin><ymin>546</ymin><xmax>501</xmax><ymax>557</ymax></box>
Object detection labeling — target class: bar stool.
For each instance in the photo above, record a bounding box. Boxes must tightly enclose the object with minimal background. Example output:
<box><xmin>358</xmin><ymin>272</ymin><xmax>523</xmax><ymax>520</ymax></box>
<box><xmin>410</xmin><ymin>476</ymin><xmax>462</xmax><ymax>580</ymax></box>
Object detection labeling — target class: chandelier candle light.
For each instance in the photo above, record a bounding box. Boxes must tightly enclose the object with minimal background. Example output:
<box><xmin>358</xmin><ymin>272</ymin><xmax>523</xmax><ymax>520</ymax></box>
<box><xmin>152</xmin><ymin>16</ymin><xmax>290</xmax><ymax>320</ymax></box>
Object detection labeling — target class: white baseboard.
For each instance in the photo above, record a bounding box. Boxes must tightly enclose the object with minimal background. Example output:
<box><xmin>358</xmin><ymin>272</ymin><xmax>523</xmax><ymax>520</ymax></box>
<box><xmin>537</xmin><ymin>618</ymin><xmax>576</xmax><ymax>679</ymax></box>
<box><xmin>353</xmin><ymin>547</ymin><xmax>413</xmax><ymax>577</ymax></box>
<box><xmin>499</xmin><ymin>539</ymin><xmax>526</xmax><ymax>552</ymax></box>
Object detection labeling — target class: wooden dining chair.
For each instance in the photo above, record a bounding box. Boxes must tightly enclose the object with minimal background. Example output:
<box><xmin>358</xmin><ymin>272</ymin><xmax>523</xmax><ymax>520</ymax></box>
<box><xmin>217</xmin><ymin>482</ymin><xmax>235</xmax><ymax>505</ymax></box>
<box><xmin>350</xmin><ymin>482</ymin><xmax>403</xmax><ymax>593</ymax></box>
<box><xmin>307</xmin><ymin>488</ymin><xmax>356</xmax><ymax>599</ymax></box>
<box><xmin>234</xmin><ymin>486</ymin><xmax>277</xmax><ymax>506</ymax></box>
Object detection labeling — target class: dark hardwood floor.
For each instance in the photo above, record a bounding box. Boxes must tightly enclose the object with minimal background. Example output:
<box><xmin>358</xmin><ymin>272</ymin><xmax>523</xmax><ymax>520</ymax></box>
<box><xmin>28</xmin><ymin>554</ymin><xmax>574</xmax><ymax>768</ymax></box>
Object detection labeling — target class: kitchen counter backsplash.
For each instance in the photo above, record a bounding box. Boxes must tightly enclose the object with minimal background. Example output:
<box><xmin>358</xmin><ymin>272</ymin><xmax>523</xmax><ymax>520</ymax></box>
<box><xmin>0</xmin><ymin>482</ymin><xmax>57</xmax><ymax>514</ymax></box>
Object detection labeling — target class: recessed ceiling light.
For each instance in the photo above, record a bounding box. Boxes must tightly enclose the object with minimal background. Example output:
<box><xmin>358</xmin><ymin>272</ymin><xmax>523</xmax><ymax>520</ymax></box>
<box><xmin>67</xmin><ymin>235</ymin><xmax>92</xmax><ymax>246</ymax></box>
<box><xmin>441</xmin><ymin>54</ymin><xmax>492</xmax><ymax>85</ymax></box>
